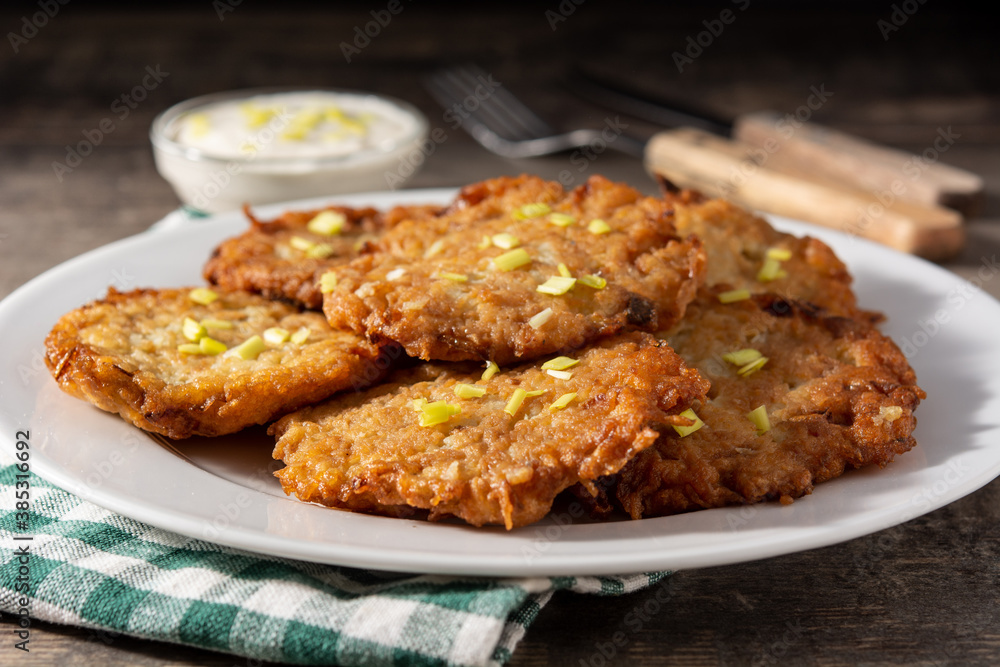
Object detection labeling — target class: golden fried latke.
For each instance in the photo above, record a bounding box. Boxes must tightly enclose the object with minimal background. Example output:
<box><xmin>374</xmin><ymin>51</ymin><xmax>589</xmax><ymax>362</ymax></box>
<box><xmin>602</xmin><ymin>291</ymin><xmax>924</xmax><ymax>519</ymax></box>
<box><xmin>322</xmin><ymin>175</ymin><xmax>706</xmax><ymax>364</ymax></box>
<box><xmin>204</xmin><ymin>203</ymin><xmax>443</xmax><ymax>309</ymax></box>
<box><xmin>662</xmin><ymin>185</ymin><xmax>869</xmax><ymax>320</ymax></box>
<box><xmin>270</xmin><ymin>332</ymin><xmax>709</xmax><ymax>529</ymax></box>
<box><xmin>45</xmin><ymin>287</ymin><xmax>386</xmax><ymax>439</ymax></box>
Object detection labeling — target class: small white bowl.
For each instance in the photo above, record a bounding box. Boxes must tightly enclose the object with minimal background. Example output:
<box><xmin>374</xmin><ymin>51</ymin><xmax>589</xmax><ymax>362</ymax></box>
<box><xmin>150</xmin><ymin>88</ymin><xmax>429</xmax><ymax>214</ymax></box>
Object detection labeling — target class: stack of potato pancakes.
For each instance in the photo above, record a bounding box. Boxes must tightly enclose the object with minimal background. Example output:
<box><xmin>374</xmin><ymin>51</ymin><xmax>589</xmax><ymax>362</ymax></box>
<box><xmin>45</xmin><ymin>175</ymin><xmax>923</xmax><ymax>529</ymax></box>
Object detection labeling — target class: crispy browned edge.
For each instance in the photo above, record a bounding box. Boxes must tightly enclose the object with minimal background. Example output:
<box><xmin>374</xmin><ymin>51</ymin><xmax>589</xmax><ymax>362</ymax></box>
<box><xmin>582</xmin><ymin>292</ymin><xmax>925</xmax><ymax>519</ymax></box>
<box><xmin>203</xmin><ymin>203</ymin><xmax>444</xmax><ymax>309</ymax></box>
<box><xmin>321</xmin><ymin>174</ymin><xmax>707</xmax><ymax>365</ymax></box>
<box><xmin>270</xmin><ymin>332</ymin><xmax>711</xmax><ymax>529</ymax></box>
<box><xmin>44</xmin><ymin>287</ymin><xmax>390</xmax><ymax>439</ymax></box>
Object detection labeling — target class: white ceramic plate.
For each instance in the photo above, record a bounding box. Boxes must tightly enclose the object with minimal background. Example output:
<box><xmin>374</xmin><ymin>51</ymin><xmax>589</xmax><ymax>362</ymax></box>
<box><xmin>3</xmin><ymin>188</ymin><xmax>1000</xmax><ymax>577</ymax></box>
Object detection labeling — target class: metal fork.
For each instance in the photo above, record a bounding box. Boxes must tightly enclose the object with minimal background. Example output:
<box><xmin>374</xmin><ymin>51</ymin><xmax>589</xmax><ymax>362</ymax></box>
<box><xmin>424</xmin><ymin>64</ymin><xmax>645</xmax><ymax>159</ymax></box>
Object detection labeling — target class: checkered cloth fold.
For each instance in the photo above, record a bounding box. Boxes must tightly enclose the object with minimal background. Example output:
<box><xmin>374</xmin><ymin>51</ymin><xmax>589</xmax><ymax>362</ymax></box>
<box><xmin>0</xmin><ymin>466</ymin><xmax>668</xmax><ymax>666</ymax></box>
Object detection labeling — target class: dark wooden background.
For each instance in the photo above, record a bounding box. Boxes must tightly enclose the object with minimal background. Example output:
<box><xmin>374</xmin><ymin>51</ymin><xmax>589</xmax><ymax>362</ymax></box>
<box><xmin>2</xmin><ymin>2</ymin><xmax>999</xmax><ymax>665</ymax></box>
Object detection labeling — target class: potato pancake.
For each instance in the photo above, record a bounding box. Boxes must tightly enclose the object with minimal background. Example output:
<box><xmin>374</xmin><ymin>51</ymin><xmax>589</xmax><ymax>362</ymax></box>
<box><xmin>322</xmin><ymin>175</ymin><xmax>706</xmax><ymax>364</ymax></box>
<box><xmin>45</xmin><ymin>287</ymin><xmax>387</xmax><ymax>439</ymax></box>
<box><xmin>271</xmin><ymin>332</ymin><xmax>709</xmax><ymax>529</ymax></box>
<box><xmin>602</xmin><ymin>291</ymin><xmax>924</xmax><ymax>518</ymax></box>
<box><xmin>204</xmin><ymin>203</ymin><xmax>443</xmax><ymax>309</ymax></box>
<box><xmin>662</xmin><ymin>184</ymin><xmax>871</xmax><ymax>320</ymax></box>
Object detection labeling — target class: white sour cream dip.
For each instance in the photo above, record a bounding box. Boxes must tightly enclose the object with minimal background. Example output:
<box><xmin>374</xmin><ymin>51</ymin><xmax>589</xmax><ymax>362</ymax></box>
<box><xmin>172</xmin><ymin>91</ymin><xmax>422</xmax><ymax>161</ymax></box>
<box><xmin>151</xmin><ymin>89</ymin><xmax>428</xmax><ymax>213</ymax></box>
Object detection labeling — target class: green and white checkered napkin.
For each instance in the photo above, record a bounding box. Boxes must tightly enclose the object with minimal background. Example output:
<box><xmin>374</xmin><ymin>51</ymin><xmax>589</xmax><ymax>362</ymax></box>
<box><xmin>0</xmin><ymin>465</ymin><xmax>669</xmax><ymax>665</ymax></box>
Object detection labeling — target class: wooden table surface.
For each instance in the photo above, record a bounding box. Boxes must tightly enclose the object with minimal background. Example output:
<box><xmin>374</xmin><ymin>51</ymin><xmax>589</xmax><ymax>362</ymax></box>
<box><xmin>2</xmin><ymin>4</ymin><xmax>998</xmax><ymax>665</ymax></box>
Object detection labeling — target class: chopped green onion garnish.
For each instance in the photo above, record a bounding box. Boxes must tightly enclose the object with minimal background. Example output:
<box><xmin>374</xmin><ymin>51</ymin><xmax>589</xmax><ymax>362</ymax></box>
<box><xmin>482</xmin><ymin>360</ymin><xmax>499</xmax><ymax>380</ymax></box>
<box><xmin>493</xmin><ymin>248</ymin><xmax>531</xmax><ymax>272</ymax></box>
<box><xmin>200</xmin><ymin>318</ymin><xmax>233</xmax><ymax>329</ymax></box>
<box><xmin>722</xmin><ymin>348</ymin><xmax>762</xmax><ymax>366</ymax></box>
<box><xmin>504</xmin><ymin>388</ymin><xmax>528</xmax><ymax>416</ymax></box>
<box><xmin>757</xmin><ymin>257</ymin><xmax>787</xmax><ymax>282</ymax></box>
<box><xmin>514</xmin><ymin>202</ymin><xmax>551</xmax><ymax>219</ymax></box>
<box><xmin>672</xmin><ymin>408</ymin><xmax>704</xmax><ymax>437</ymax></box>
<box><xmin>492</xmin><ymin>233</ymin><xmax>520</xmax><ymax>249</ymax></box>
<box><xmin>290</xmin><ymin>236</ymin><xmax>315</xmax><ymax>252</ymax></box>
<box><xmin>182</xmin><ymin>317</ymin><xmax>206</xmax><ymax>342</ymax></box>
<box><xmin>306</xmin><ymin>210</ymin><xmax>346</xmax><ymax>236</ymax></box>
<box><xmin>737</xmin><ymin>356</ymin><xmax>769</xmax><ymax>377</ymax></box>
<box><xmin>541</xmin><ymin>356</ymin><xmax>579</xmax><ymax>371</ymax></box>
<box><xmin>880</xmin><ymin>405</ymin><xmax>903</xmax><ymax>422</ymax></box>
<box><xmin>290</xmin><ymin>327</ymin><xmax>310</xmax><ymax>345</ymax></box>
<box><xmin>557</xmin><ymin>263</ymin><xmax>572</xmax><ymax>278</ymax></box>
<box><xmin>548</xmin><ymin>212</ymin><xmax>576</xmax><ymax>227</ymax></box>
<box><xmin>263</xmin><ymin>327</ymin><xmax>290</xmax><ymax>344</ymax></box>
<box><xmin>549</xmin><ymin>393</ymin><xmax>577</xmax><ymax>411</ymax></box>
<box><xmin>477</xmin><ymin>235</ymin><xmax>491</xmax><ymax>250</ymax></box>
<box><xmin>231</xmin><ymin>335</ymin><xmax>266</xmax><ymax>360</ymax></box>
<box><xmin>241</xmin><ymin>103</ymin><xmax>277</xmax><ymax>128</ymax></box>
<box><xmin>188</xmin><ymin>288</ymin><xmax>218</xmax><ymax>305</ymax></box>
<box><xmin>424</xmin><ymin>239</ymin><xmax>445</xmax><ymax>258</ymax></box>
<box><xmin>419</xmin><ymin>400</ymin><xmax>461</xmax><ymax>426</ymax></box>
<box><xmin>546</xmin><ymin>369</ymin><xmax>573</xmax><ymax>380</ymax></box>
<box><xmin>306</xmin><ymin>243</ymin><xmax>334</xmax><ymax>259</ymax></box>
<box><xmin>747</xmin><ymin>405</ymin><xmax>770</xmax><ymax>434</ymax></box>
<box><xmin>177</xmin><ymin>343</ymin><xmax>203</xmax><ymax>354</ymax></box>
<box><xmin>412</xmin><ymin>398</ymin><xmax>427</xmax><ymax>412</ymax></box>
<box><xmin>528</xmin><ymin>308</ymin><xmax>553</xmax><ymax>329</ymax></box>
<box><xmin>537</xmin><ymin>276</ymin><xmax>576</xmax><ymax>295</ymax></box>
<box><xmin>453</xmin><ymin>383</ymin><xmax>486</xmax><ymax>399</ymax></box>
<box><xmin>199</xmin><ymin>336</ymin><xmax>228</xmax><ymax>356</ymax></box>
<box><xmin>718</xmin><ymin>289</ymin><xmax>751</xmax><ymax>303</ymax></box>
<box><xmin>587</xmin><ymin>219</ymin><xmax>612</xmax><ymax>235</ymax></box>
<box><xmin>578</xmin><ymin>274</ymin><xmax>607</xmax><ymax>289</ymax></box>
<box><xmin>320</xmin><ymin>272</ymin><xmax>338</xmax><ymax>293</ymax></box>
<box><xmin>436</xmin><ymin>271</ymin><xmax>468</xmax><ymax>282</ymax></box>
<box><xmin>524</xmin><ymin>389</ymin><xmax>546</xmax><ymax>397</ymax></box>
<box><xmin>187</xmin><ymin>113</ymin><xmax>210</xmax><ymax>137</ymax></box>
<box><xmin>766</xmin><ymin>247</ymin><xmax>792</xmax><ymax>261</ymax></box>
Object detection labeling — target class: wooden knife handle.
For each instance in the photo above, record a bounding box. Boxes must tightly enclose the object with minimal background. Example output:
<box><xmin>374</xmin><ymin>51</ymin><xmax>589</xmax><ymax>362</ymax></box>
<box><xmin>732</xmin><ymin>111</ymin><xmax>985</xmax><ymax>217</ymax></box>
<box><xmin>644</xmin><ymin>127</ymin><xmax>964</xmax><ymax>261</ymax></box>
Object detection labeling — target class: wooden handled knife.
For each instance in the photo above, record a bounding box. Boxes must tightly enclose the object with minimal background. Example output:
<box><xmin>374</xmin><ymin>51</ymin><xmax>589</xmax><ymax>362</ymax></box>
<box><xmin>570</xmin><ymin>70</ymin><xmax>980</xmax><ymax>259</ymax></box>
